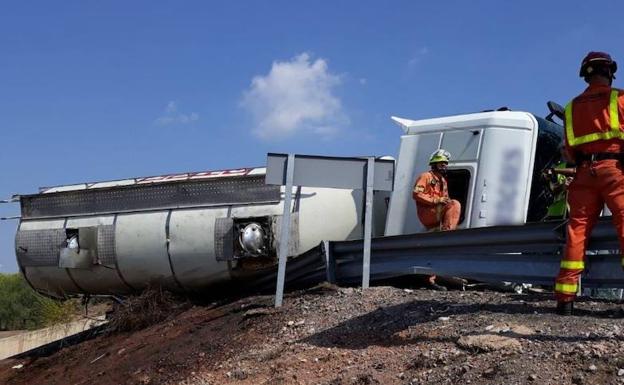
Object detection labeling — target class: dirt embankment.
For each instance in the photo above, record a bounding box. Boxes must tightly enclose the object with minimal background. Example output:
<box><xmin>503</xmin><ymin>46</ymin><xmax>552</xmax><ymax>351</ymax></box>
<box><xmin>3</xmin><ymin>285</ymin><xmax>624</xmax><ymax>385</ymax></box>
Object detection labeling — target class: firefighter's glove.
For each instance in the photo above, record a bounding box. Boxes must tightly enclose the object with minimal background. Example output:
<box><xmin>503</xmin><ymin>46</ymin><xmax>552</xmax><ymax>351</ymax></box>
<box><xmin>435</xmin><ymin>197</ymin><xmax>450</xmax><ymax>205</ymax></box>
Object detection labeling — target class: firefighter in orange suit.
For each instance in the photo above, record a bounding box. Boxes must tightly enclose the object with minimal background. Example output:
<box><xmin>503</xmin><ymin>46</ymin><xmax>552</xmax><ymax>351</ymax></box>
<box><xmin>412</xmin><ymin>149</ymin><xmax>461</xmax><ymax>291</ymax></box>
<box><xmin>413</xmin><ymin>149</ymin><xmax>461</xmax><ymax>231</ymax></box>
<box><xmin>554</xmin><ymin>51</ymin><xmax>624</xmax><ymax>316</ymax></box>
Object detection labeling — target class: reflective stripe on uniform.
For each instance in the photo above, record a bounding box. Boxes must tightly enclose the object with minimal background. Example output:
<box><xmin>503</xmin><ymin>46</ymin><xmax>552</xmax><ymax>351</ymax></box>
<box><xmin>560</xmin><ymin>260</ymin><xmax>585</xmax><ymax>270</ymax></box>
<box><xmin>566</xmin><ymin>90</ymin><xmax>622</xmax><ymax>147</ymax></box>
<box><xmin>555</xmin><ymin>282</ymin><xmax>578</xmax><ymax>294</ymax></box>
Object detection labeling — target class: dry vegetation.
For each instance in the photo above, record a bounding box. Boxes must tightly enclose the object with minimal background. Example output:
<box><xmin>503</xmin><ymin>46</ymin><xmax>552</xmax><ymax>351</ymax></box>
<box><xmin>105</xmin><ymin>285</ymin><xmax>191</xmax><ymax>333</ymax></box>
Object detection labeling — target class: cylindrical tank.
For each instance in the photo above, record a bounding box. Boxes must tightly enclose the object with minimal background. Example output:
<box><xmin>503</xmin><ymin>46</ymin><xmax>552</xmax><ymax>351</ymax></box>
<box><xmin>15</xmin><ymin>168</ymin><xmax>389</xmax><ymax>297</ymax></box>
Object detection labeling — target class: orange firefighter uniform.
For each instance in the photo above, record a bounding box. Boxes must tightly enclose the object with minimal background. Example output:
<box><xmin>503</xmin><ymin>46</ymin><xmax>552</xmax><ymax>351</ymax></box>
<box><xmin>412</xmin><ymin>170</ymin><xmax>461</xmax><ymax>231</ymax></box>
<box><xmin>554</xmin><ymin>83</ymin><xmax>624</xmax><ymax>302</ymax></box>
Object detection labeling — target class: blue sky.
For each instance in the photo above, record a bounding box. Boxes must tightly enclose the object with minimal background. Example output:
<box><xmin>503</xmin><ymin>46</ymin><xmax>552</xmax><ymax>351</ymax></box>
<box><xmin>1</xmin><ymin>1</ymin><xmax>623</xmax><ymax>272</ymax></box>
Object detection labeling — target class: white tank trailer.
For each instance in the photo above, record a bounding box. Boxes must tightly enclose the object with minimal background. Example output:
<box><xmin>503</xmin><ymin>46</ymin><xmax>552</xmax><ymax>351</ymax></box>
<box><xmin>15</xmin><ymin>168</ymin><xmax>390</xmax><ymax>297</ymax></box>
<box><xmin>14</xmin><ymin>110</ymin><xmax>563</xmax><ymax>298</ymax></box>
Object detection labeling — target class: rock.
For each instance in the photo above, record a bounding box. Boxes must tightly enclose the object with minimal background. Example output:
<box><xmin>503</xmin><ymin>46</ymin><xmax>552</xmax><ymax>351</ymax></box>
<box><xmin>482</xmin><ymin>367</ymin><xmax>496</xmax><ymax>377</ymax></box>
<box><xmin>287</xmin><ymin>321</ymin><xmax>295</xmax><ymax>326</ymax></box>
<box><xmin>243</xmin><ymin>307</ymin><xmax>277</xmax><ymax>320</ymax></box>
<box><xmin>231</xmin><ymin>369</ymin><xmax>247</xmax><ymax>380</ymax></box>
<box><xmin>403</xmin><ymin>289</ymin><xmax>414</xmax><ymax>294</ymax></box>
<box><xmin>372</xmin><ymin>362</ymin><xmax>385</xmax><ymax>371</ymax></box>
<box><xmin>438</xmin><ymin>316</ymin><xmax>450</xmax><ymax>322</ymax></box>
<box><xmin>572</xmin><ymin>373</ymin><xmax>584</xmax><ymax>384</ymax></box>
<box><xmin>588</xmin><ymin>364</ymin><xmax>597</xmax><ymax>372</ymax></box>
<box><xmin>350</xmin><ymin>373</ymin><xmax>379</xmax><ymax>385</ymax></box>
<box><xmin>618</xmin><ymin>368</ymin><xmax>624</xmax><ymax>376</ymax></box>
<box><xmin>486</xmin><ymin>323</ymin><xmax>533</xmax><ymax>335</ymax></box>
<box><xmin>528</xmin><ymin>374</ymin><xmax>537</xmax><ymax>381</ymax></box>
<box><xmin>510</xmin><ymin>325</ymin><xmax>535</xmax><ymax>336</ymax></box>
<box><xmin>456</xmin><ymin>334</ymin><xmax>522</xmax><ymax>352</ymax></box>
<box><xmin>137</xmin><ymin>373</ymin><xmax>151</xmax><ymax>385</ymax></box>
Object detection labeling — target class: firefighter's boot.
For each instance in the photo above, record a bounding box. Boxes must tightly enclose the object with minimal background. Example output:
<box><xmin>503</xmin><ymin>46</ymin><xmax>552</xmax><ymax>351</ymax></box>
<box><xmin>556</xmin><ymin>301</ymin><xmax>574</xmax><ymax>316</ymax></box>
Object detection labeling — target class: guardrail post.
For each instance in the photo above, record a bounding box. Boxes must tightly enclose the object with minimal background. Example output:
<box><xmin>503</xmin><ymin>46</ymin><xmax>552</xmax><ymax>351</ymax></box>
<box><xmin>275</xmin><ymin>154</ymin><xmax>295</xmax><ymax>307</ymax></box>
<box><xmin>362</xmin><ymin>157</ymin><xmax>375</xmax><ymax>289</ymax></box>
<box><xmin>323</xmin><ymin>240</ymin><xmax>336</xmax><ymax>284</ymax></box>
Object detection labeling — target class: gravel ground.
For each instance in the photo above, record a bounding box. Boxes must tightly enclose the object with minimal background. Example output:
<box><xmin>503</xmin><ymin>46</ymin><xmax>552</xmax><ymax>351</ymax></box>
<box><xmin>3</xmin><ymin>283</ymin><xmax>624</xmax><ymax>385</ymax></box>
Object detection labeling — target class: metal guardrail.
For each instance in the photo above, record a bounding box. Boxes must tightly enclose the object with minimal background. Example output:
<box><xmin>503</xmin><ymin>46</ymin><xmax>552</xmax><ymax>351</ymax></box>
<box><xmin>324</xmin><ymin>218</ymin><xmax>624</xmax><ymax>288</ymax></box>
<box><xmin>266</xmin><ymin>153</ymin><xmax>395</xmax><ymax>306</ymax></box>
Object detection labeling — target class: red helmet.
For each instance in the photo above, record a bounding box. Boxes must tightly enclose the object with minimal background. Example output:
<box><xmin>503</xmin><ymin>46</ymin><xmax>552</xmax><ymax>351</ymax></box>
<box><xmin>579</xmin><ymin>51</ymin><xmax>617</xmax><ymax>78</ymax></box>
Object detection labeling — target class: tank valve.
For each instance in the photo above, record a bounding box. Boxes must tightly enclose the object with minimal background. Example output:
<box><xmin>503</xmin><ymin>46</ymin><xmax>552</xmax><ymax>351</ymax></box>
<box><xmin>239</xmin><ymin>223</ymin><xmax>266</xmax><ymax>256</ymax></box>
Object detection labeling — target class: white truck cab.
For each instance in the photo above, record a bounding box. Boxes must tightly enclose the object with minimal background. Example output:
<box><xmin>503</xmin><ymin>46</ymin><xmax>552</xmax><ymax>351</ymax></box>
<box><xmin>385</xmin><ymin>110</ymin><xmax>563</xmax><ymax>236</ymax></box>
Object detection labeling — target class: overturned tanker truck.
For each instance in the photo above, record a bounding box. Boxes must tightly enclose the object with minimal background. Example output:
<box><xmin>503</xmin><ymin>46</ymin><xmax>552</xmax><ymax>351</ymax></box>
<box><xmin>14</xmin><ymin>107</ymin><xmax>574</xmax><ymax>298</ymax></box>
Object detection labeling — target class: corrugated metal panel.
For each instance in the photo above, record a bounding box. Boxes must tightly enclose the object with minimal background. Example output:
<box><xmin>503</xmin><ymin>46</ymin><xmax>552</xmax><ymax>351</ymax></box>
<box><xmin>16</xmin><ymin>229</ymin><xmax>66</xmax><ymax>267</ymax></box>
<box><xmin>97</xmin><ymin>225</ymin><xmax>116</xmax><ymax>266</ymax></box>
<box><xmin>214</xmin><ymin>217</ymin><xmax>234</xmax><ymax>261</ymax></box>
<box><xmin>21</xmin><ymin>175</ymin><xmax>280</xmax><ymax>219</ymax></box>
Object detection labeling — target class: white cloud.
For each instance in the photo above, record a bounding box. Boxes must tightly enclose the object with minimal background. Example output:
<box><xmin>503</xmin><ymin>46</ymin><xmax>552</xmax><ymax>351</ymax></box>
<box><xmin>408</xmin><ymin>46</ymin><xmax>430</xmax><ymax>67</ymax></box>
<box><xmin>241</xmin><ymin>53</ymin><xmax>349</xmax><ymax>140</ymax></box>
<box><xmin>154</xmin><ymin>101</ymin><xmax>199</xmax><ymax>126</ymax></box>
<box><xmin>165</xmin><ymin>101</ymin><xmax>177</xmax><ymax>114</ymax></box>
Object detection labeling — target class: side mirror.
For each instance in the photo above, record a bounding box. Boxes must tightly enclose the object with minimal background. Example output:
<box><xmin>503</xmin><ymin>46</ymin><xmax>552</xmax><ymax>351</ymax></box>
<box><xmin>546</xmin><ymin>101</ymin><xmax>565</xmax><ymax>123</ymax></box>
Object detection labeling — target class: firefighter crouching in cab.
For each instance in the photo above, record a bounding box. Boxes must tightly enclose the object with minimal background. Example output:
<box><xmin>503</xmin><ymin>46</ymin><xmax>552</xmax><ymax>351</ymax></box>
<box><xmin>412</xmin><ymin>149</ymin><xmax>461</xmax><ymax>291</ymax></box>
<box><xmin>554</xmin><ymin>51</ymin><xmax>624</xmax><ymax>316</ymax></box>
<box><xmin>542</xmin><ymin>146</ymin><xmax>576</xmax><ymax>220</ymax></box>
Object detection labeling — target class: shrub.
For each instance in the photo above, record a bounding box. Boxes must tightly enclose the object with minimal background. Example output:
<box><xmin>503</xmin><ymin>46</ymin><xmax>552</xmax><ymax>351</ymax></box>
<box><xmin>0</xmin><ymin>273</ymin><xmax>78</xmax><ymax>330</ymax></box>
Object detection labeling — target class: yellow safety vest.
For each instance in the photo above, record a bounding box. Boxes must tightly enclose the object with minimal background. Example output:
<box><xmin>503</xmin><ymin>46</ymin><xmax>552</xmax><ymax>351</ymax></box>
<box><xmin>565</xmin><ymin>89</ymin><xmax>622</xmax><ymax>147</ymax></box>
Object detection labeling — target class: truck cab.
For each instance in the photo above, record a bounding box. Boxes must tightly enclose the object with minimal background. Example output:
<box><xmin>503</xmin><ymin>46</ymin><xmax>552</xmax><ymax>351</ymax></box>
<box><xmin>384</xmin><ymin>110</ymin><xmax>563</xmax><ymax>236</ymax></box>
